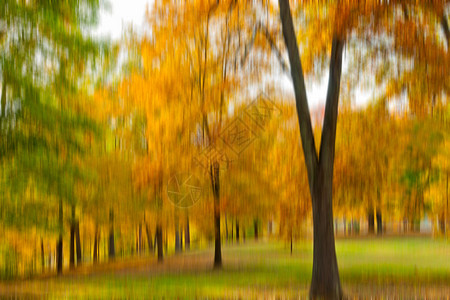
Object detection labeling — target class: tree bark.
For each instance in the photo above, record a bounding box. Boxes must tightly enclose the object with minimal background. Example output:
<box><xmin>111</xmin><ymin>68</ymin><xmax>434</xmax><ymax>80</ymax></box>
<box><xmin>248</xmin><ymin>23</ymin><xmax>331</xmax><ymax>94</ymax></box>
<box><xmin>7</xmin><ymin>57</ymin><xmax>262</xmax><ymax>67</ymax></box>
<box><xmin>368</xmin><ymin>210</ymin><xmax>375</xmax><ymax>234</ymax></box>
<box><xmin>145</xmin><ymin>223</ymin><xmax>154</xmax><ymax>252</ymax></box>
<box><xmin>278</xmin><ymin>1</ymin><xmax>344</xmax><ymax>297</ymax></box>
<box><xmin>108</xmin><ymin>209</ymin><xmax>115</xmax><ymax>260</ymax></box>
<box><xmin>56</xmin><ymin>198</ymin><xmax>63</xmax><ymax>274</ymax></box>
<box><xmin>376</xmin><ymin>209</ymin><xmax>382</xmax><ymax>235</ymax></box>
<box><xmin>156</xmin><ymin>225</ymin><xmax>163</xmax><ymax>262</ymax></box>
<box><xmin>69</xmin><ymin>205</ymin><xmax>75</xmax><ymax>269</ymax></box>
<box><xmin>236</xmin><ymin>220</ymin><xmax>239</xmax><ymax>242</ymax></box>
<box><xmin>211</xmin><ymin>162</ymin><xmax>222</xmax><ymax>269</ymax></box>
<box><xmin>93</xmin><ymin>226</ymin><xmax>99</xmax><ymax>263</ymax></box>
<box><xmin>75</xmin><ymin>221</ymin><xmax>82</xmax><ymax>265</ymax></box>
<box><xmin>1</xmin><ymin>77</ymin><xmax>6</xmax><ymax>118</ymax></box>
<box><xmin>40</xmin><ymin>238</ymin><xmax>45</xmax><ymax>272</ymax></box>
<box><xmin>253</xmin><ymin>218</ymin><xmax>258</xmax><ymax>240</ymax></box>
<box><xmin>138</xmin><ymin>222</ymin><xmax>142</xmax><ymax>255</ymax></box>
<box><xmin>185</xmin><ymin>214</ymin><xmax>190</xmax><ymax>251</ymax></box>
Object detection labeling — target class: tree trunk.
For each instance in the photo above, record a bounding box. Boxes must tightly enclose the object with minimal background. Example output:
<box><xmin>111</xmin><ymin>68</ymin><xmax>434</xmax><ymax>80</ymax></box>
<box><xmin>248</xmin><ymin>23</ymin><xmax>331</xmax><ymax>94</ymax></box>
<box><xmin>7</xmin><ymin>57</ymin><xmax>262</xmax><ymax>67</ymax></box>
<box><xmin>175</xmin><ymin>212</ymin><xmax>181</xmax><ymax>253</ymax></box>
<box><xmin>211</xmin><ymin>162</ymin><xmax>222</xmax><ymax>269</ymax></box>
<box><xmin>1</xmin><ymin>77</ymin><xmax>6</xmax><ymax>118</ymax></box>
<box><xmin>185</xmin><ymin>214</ymin><xmax>190</xmax><ymax>251</ymax></box>
<box><xmin>138</xmin><ymin>222</ymin><xmax>142</xmax><ymax>255</ymax></box>
<box><xmin>376</xmin><ymin>209</ymin><xmax>382</xmax><ymax>235</ymax></box>
<box><xmin>108</xmin><ymin>209</ymin><xmax>115</xmax><ymax>260</ymax></box>
<box><xmin>70</xmin><ymin>222</ymin><xmax>75</xmax><ymax>269</ymax></box>
<box><xmin>40</xmin><ymin>238</ymin><xmax>45</xmax><ymax>272</ymax></box>
<box><xmin>253</xmin><ymin>219</ymin><xmax>258</xmax><ymax>240</ymax></box>
<box><xmin>290</xmin><ymin>231</ymin><xmax>293</xmax><ymax>255</ymax></box>
<box><xmin>145</xmin><ymin>223</ymin><xmax>153</xmax><ymax>252</ymax></box>
<box><xmin>56</xmin><ymin>235</ymin><xmax>63</xmax><ymax>274</ymax></box>
<box><xmin>236</xmin><ymin>220</ymin><xmax>239</xmax><ymax>242</ymax></box>
<box><xmin>93</xmin><ymin>226</ymin><xmax>99</xmax><ymax>263</ymax></box>
<box><xmin>69</xmin><ymin>205</ymin><xmax>75</xmax><ymax>269</ymax></box>
<box><xmin>368</xmin><ymin>211</ymin><xmax>375</xmax><ymax>235</ymax></box>
<box><xmin>156</xmin><ymin>225</ymin><xmax>163</xmax><ymax>262</ymax></box>
<box><xmin>56</xmin><ymin>198</ymin><xmax>63</xmax><ymax>274</ymax></box>
<box><xmin>278</xmin><ymin>1</ymin><xmax>344</xmax><ymax>297</ymax></box>
<box><xmin>75</xmin><ymin>221</ymin><xmax>82</xmax><ymax>265</ymax></box>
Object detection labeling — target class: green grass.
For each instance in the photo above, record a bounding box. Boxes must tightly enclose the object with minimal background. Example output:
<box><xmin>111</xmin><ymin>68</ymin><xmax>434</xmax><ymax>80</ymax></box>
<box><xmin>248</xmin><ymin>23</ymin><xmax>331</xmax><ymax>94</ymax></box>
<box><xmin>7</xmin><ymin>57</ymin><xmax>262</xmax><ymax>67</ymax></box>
<box><xmin>1</xmin><ymin>237</ymin><xmax>450</xmax><ymax>298</ymax></box>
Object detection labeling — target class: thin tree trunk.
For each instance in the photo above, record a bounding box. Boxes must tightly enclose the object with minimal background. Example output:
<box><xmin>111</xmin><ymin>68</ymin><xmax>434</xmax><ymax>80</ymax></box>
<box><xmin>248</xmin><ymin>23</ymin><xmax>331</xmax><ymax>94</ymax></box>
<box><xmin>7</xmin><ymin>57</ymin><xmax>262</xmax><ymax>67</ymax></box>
<box><xmin>376</xmin><ymin>209</ymin><xmax>382</xmax><ymax>235</ymax></box>
<box><xmin>40</xmin><ymin>238</ymin><xmax>45</xmax><ymax>272</ymax></box>
<box><xmin>108</xmin><ymin>209</ymin><xmax>115</xmax><ymax>260</ymax></box>
<box><xmin>69</xmin><ymin>205</ymin><xmax>75</xmax><ymax>269</ymax></box>
<box><xmin>75</xmin><ymin>221</ymin><xmax>82</xmax><ymax>265</ymax></box>
<box><xmin>211</xmin><ymin>162</ymin><xmax>222</xmax><ymax>269</ymax></box>
<box><xmin>93</xmin><ymin>226</ymin><xmax>99</xmax><ymax>263</ymax></box>
<box><xmin>253</xmin><ymin>219</ymin><xmax>258</xmax><ymax>240</ymax></box>
<box><xmin>145</xmin><ymin>223</ymin><xmax>153</xmax><ymax>252</ymax></box>
<box><xmin>185</xmin><ymin>214</ymin><xmax>190</xmax><ymax>251</ymax></box>
<box><xmin>225</xmin><ymin>214</ymin><xmax>228</xmax><ymax>242</ymax></box>
<box><xmin>56</xmin><ymin>198</ymin><xmax>63</xmax><ymax>274</ymax></box>
<box><xmin>156</xmin><ymin>225</ymin><xmax>163</xmax><ymax>262</ymax></box>
<box><xmin>138</xmin><ymin>222</ymin><xmax>142</xmax><ymax>255</ymax></box>
<box><xmin>236</xmin><ymin>220</ymin><xmax>239</xmax><ymax>242</ymax></box>
<box><xmin>1</xmin><ymin>77</ymin><xmax>6</xmax><ymax>118</ymax></box>
<box><xmin>368</xmin><ymin>210</ymin><xmax>375</xmax><ymax>235</ymax></box>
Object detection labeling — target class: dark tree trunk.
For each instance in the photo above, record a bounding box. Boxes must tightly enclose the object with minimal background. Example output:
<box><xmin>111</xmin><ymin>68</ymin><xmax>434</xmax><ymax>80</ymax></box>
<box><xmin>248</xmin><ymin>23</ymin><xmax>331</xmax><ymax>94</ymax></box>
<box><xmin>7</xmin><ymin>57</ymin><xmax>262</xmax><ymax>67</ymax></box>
<box><xmin>138</xmin><ymin>222</ymin><xmax>142</xmax><ymax>255</ymax></box>
<box><xmin>236</xmin><ymin>220</ymin><xmax>239</xmax><ymax>242</ymax></box>
<box><xmin>156</xmin><ymin>225</ymin><xmax>163</xmax><ymax>262</ymax></box>
<box><xmin>145</xmin><ymin>223</ymin><xmax>153</xmax><ymax>252</ymax></box>
<box><xmin>376</xmin><ymin>210</ymin><xmax>382</xmax><ymax>235</ymax></box>
<box><xmin>290</xmin><ymin>231</ymin><xmax>293</xmax><ymax>255</ymax></box>
<box><xmin>69</xmin><ymin>205</ymin><xmax>75</xmax><ymax>269</ymax></box>
<box><xmin>40</xmin><ymin>238</ymin><xmax>45</xmax><ymax>272</ymax></box>
<box><xmin>93</xmin><ymin>226</ymin><xmax>99</xmax><ymax>263</ymax></box>
<box><xmin>70</xmin><ymin>222</ymin><xmax>75</xmax><ymax>269</ymax></box>
<box><xmin>368</xmin><ymin>211</ymin><xmax>375</xmax><ymax>235</ymax></box>
<box><xmin>175</xmin><ymin>212</ymin><xmax>181</xmax><ymax>253</ymax></box>
<box><xmin>210</xmin><ymin>162</ymin><xmax>222</xmax><ymax>269</ymax></box>
<box><xmin>1</xmin><ymin>77</ymin><xmax>6</xmax><ymax>118</ymax></box>
<box><xmin>185</xmin><ymin>214</ymin><xmax>190</xmax><ymax>251</ymax></box>
<box><xmin>278</xmin><ymin>1</ymin><xmax>344</xmax><ymax>297</ymax></box>
<box><xmin>56</xmin><ymin>198</ymin><xmax>63</xmax><ymax>274</ymax></box>
<box><xmin>253</xmin><ymin>219</ymin><xmax>258</xmax><ymax>240</ymax></box>
<box><xmin>56</xmin><ymin>235</ymin><xmax>63</xmax><ymax>274</ymax></box>
<box><xmin>75</xmin><ymin>221</ymin><xmax>82</xmax><ymax>265</ymax></box>
<box><xmin>108</xmin><ymin>209</ymin><xmax>115</xmax><ymax>260</ymax></box>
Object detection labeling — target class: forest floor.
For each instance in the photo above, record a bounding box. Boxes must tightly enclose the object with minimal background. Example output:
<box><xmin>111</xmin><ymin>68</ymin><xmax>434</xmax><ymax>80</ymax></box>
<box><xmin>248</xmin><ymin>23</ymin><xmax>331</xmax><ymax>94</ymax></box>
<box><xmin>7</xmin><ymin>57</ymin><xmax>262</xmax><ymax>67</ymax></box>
<box><xmin>0</xmin><ymin>237</ymin><xmax>450</xmax><ymax>299</ymax></box>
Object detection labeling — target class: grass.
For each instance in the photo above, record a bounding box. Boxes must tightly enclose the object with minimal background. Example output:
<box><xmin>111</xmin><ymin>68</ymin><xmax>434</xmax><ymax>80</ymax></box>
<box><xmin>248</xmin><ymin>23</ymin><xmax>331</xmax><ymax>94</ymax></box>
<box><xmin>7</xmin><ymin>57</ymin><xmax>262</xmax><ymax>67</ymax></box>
<box><xmin>1</xmin><ymin>237</ymin><xmax>450</xmax><ymax>298</ymax></box>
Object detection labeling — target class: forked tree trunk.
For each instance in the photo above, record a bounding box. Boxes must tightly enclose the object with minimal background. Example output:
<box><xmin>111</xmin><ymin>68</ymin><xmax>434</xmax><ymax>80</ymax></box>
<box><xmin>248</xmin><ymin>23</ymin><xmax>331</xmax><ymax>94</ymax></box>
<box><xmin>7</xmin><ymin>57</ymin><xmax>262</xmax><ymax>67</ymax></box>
<box><xmin>278</xmin><ymin>1</ymin><xmax>344</xmax><ymax>297</ymax></box>
<box><xmin>211</xmin><ymin>162</ymin><xmax>222</xmax><ymax>269</ymax></box>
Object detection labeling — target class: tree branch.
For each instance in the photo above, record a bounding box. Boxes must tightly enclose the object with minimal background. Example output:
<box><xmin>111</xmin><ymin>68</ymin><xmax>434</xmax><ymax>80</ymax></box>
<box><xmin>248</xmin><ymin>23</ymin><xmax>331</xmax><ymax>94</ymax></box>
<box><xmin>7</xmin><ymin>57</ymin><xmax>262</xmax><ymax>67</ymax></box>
<box><xmin>278</xmin><ymin>0</ymin><xmax>318</xmax><ymax>191</ymax></box>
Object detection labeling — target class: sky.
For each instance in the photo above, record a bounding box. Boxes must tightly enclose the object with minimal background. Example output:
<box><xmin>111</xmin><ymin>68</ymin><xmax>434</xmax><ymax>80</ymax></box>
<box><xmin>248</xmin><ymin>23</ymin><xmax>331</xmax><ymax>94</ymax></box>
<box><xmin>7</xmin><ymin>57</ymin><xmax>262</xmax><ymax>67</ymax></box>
<box><xmin>95</xmin><ymin>0</ymin><xmax>371</xmax><ymax>110</ymax></box>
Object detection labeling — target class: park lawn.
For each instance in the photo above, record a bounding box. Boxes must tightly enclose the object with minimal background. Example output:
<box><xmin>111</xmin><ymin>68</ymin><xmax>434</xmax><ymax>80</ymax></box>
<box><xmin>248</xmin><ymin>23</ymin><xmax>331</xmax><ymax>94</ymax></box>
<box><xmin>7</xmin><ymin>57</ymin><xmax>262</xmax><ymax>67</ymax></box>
<box><xmin>1</xmin><ymin>237</ymin><xmax>450</xmax><ymax>299</ymax></box>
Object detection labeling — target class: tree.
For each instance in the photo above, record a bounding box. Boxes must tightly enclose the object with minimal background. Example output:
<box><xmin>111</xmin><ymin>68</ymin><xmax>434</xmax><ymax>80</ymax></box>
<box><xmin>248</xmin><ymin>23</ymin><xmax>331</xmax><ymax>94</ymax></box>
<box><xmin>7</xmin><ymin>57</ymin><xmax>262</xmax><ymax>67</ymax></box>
<box><xmin>277</xmin><ymin>0</ymin><xmax>448</xmax><ymax>298</ymax></box>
